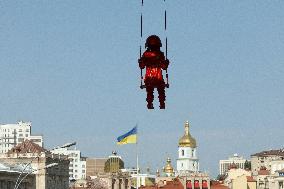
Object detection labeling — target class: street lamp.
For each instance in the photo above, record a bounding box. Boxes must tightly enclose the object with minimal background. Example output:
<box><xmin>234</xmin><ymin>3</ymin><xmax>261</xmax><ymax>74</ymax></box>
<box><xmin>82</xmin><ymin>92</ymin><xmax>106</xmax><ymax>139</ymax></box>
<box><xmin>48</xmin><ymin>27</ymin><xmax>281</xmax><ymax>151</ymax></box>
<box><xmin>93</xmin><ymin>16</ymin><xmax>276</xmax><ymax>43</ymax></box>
<box><xmin>15</xmin><ymin>163</ymin><xmax>58</xmax><ymax>189</ymax></box>
<box><xmin>52</xmin><ymin>142</ymin><xmax>76</xmax><ymax>150</ymax></box>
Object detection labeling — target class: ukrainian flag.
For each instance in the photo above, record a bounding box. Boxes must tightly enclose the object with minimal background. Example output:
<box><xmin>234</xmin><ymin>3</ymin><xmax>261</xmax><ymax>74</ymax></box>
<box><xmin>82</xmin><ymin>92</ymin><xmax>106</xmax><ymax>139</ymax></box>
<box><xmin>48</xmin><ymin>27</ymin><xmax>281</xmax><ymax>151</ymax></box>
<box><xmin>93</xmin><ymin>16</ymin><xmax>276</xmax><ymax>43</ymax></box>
<box><xmin>117</xmin><ymin>126</ymin><xmax>137</xmax><ymax>145</ymax></box>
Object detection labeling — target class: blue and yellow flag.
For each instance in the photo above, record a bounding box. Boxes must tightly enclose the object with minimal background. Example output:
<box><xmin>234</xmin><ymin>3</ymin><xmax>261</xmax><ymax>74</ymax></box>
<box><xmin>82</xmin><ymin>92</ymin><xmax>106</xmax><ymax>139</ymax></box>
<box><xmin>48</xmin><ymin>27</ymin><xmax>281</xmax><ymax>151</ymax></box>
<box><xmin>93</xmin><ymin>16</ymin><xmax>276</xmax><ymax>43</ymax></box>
<box><xmin>117</xmin><ymin>126</ymin><xmax>137</xmax><ymax>145</ymax></box>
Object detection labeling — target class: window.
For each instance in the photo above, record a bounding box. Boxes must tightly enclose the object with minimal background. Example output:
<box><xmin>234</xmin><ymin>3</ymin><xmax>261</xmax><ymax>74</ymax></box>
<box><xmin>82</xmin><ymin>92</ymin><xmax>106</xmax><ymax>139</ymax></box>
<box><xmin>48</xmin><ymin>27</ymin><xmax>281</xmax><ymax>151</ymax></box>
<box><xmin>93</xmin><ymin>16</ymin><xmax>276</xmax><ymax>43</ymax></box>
<box><xmin>18</xmin><ymin>138</ymin><xmax>24</xmax><ymax>142</ymax></box>
<box><xmin>182</xmin><ymin>150</ymin><xmax>184</xmax><ymax>156</ymax></box>
<box><xmin>31</xmin><ymin>139</ymin><xmax>41</xmax><ymax>143</ymax></box>
<box><xmin>26</xmin><ymin>129</ymin><xmax>29</xmax><ymax>132</ymax></box>
<box><xmin>25</xmin><ymin>134</ymin><xmax>28</xmax><ymax>137</ymax></box>
<box><xmin>19</xmin><ymin>134</ymin><xmax>23</xmax><ymax>137</ymax></box>
<box><xmin>82</xmin><ymin>170</ymin><xmax>85</xmax><ymax>173</ymax></box>
<box><xmin>82</xmin><ymin>165</ymin><xmax>85</xmax><ymax>168</ymax></box>
<box><xmin>19</xmin><ymin>129</ymin><xmax>22</xmax><ymax>132</ymax></box>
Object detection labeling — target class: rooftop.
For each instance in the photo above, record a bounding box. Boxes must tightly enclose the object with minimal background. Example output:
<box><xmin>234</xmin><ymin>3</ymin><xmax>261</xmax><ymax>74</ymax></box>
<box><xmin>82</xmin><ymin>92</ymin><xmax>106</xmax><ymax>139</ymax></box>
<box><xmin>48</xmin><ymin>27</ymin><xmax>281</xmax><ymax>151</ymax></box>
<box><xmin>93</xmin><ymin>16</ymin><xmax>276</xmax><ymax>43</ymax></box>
<box><xmin>251</xmin><ymin>149</ymin><xmax>284</xmax><ymax>157</ymax></box>
<box><xmin>211</xmin><ymin>181</ymin><xmax>229</xmax><ymax>189</ymax></box>
<box><xmin>8</xmin><ymin>139</ymin><xmax>47</xmax><ymax>154</ymax></box>
<box><xmin>140</xmin><ymin>178</ymin><xmax>183</xmax><ymax>189</ymax></box>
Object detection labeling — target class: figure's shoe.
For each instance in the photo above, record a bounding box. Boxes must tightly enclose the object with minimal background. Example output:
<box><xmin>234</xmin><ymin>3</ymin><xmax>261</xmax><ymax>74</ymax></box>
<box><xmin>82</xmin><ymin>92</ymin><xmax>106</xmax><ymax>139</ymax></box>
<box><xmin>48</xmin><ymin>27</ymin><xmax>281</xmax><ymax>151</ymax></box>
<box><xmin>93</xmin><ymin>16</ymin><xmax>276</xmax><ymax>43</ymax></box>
<box><xmin>147</xmin><ymin>103</ymin><xmax>154</xmax><ymax>109</ymax></box>
<box><xmin>160</xmin><ymin>103</ymin><xmax>165</xmax><ymax>109</ymax></box>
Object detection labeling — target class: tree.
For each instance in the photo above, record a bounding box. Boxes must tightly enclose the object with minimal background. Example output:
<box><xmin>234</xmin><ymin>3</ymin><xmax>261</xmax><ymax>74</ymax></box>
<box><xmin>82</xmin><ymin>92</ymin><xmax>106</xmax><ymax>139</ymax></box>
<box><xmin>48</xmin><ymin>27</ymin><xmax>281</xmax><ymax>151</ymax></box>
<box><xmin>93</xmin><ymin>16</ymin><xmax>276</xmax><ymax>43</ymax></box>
<box><xmin>244</xmin><ymin>160</ymin><xmax>251</xmax><ymax>170</ymax></box>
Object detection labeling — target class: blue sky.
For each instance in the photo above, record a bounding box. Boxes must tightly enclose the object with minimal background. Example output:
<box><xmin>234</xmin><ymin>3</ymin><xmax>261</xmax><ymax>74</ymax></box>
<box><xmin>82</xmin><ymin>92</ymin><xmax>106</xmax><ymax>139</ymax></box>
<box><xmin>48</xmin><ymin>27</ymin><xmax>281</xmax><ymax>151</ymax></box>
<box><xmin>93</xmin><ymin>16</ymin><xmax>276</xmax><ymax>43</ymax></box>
<box><xmin>0</xmin><ymin>1</ymin><xmax>284</xmax><ymax>177</ymax></box>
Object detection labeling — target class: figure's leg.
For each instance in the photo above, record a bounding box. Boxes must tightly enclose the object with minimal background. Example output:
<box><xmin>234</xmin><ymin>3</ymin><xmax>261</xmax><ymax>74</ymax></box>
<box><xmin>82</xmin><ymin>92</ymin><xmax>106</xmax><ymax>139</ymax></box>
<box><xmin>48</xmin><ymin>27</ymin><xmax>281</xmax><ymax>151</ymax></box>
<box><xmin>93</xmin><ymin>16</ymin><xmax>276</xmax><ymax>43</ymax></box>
<box><xmin>157</xmin><ymin>83</ymin><xmax>166</xmax><ymax>109</ymax></box>
<box><xmin>146</xmin><ymin>86</ymin><xmax>154</xmax><ymax>109</ymax></box>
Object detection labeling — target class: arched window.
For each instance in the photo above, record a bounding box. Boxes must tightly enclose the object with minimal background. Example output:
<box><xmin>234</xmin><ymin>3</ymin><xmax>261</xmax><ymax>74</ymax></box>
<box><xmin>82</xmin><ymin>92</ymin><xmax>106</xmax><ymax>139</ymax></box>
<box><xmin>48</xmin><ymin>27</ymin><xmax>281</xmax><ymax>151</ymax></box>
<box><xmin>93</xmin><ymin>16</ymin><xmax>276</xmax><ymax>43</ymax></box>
<box><xmin>182</xmin><ymin>150</ymin><xmax>184</xmax><ymax>156</ymax></box>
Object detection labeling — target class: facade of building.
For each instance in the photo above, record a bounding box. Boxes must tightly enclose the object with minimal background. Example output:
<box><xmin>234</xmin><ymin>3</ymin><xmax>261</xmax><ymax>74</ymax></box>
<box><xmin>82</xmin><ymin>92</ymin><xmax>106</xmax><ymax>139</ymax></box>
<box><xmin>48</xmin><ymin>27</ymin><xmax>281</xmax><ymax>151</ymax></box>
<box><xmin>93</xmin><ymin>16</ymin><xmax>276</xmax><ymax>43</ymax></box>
<box><xmin>0</xmin><ymin>121</ymin><xmax>43</xmax><ymax>153</ymax></box>
<box><xmin>256</xmin><ymin>168</ymin><xmax>284</xmax><ymax>189</ymax></box>
<box><xmin>177</xmin><ymin>121</ymin><xmax>199</xmax><ymax>174</ymax></box>
<box><xmin>249</xmin><ymin>149</ymin><xmax>284</xmax><ymax>189</ymax></box>
<box><xmin>154</xmin><ymin>120</ymin><xmax>210</xmax><ymax>189</ymax></box>
<box><xmin>0</xmin><ymin>162</ymin><xmax>36</xmax><ymax>189</ymax></box>
<box><xmin>223</xmin><ymin>168</ymin><xmax>254</xmax><ymax>189</ymax></box>
<box><xmin>251</xmin><ymin>149</ymin><xmax>284</xmax><ymax>176</ymax></box>
<box><xmin>104</xmin><ymin>151</ymin><xmax>124</xmax><ymax>173</ymax></box>
<box><xmin>51</xmin><ymin>146</ymin><xmax>86</xmax><ymax>180</ymax></box>
<box><xmin>86</xmin><ymin>157</ymin><xmax>107</xmax><ymax>177</ymax></box>
<box><xmin>0</xmin><ymin>139</ymin><xmax>69</xmax><ymax>189</ymax></box>
<box><xmin>219</xmin><ymin>154</ymin><xmax>249</xmax><ymax>175</ymax></box>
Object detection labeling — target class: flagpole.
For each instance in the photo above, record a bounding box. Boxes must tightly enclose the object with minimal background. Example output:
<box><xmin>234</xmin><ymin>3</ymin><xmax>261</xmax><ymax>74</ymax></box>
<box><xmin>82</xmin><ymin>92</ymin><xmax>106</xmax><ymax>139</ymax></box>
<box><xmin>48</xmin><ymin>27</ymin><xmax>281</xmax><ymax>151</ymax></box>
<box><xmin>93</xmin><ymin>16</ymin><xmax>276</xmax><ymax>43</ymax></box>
<box><xmin>136</xmin><ymin>127</ymin><xmax>139</xmax><ymax>189</ymax></box>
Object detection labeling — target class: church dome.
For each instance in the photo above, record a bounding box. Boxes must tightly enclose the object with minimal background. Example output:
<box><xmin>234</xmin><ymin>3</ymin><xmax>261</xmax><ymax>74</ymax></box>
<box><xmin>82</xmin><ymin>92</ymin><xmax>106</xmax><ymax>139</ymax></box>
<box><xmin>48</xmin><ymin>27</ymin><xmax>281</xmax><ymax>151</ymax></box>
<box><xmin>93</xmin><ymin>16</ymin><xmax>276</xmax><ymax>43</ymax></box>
<box><xmin>163</xmin><ymin>157</ymin><xmax>174</xmax><ymax>175</ymax></box>
<box><xmin>178</xmin><ymin>121</ymin><xmax>196</xmax><ymax>148</ymax></box>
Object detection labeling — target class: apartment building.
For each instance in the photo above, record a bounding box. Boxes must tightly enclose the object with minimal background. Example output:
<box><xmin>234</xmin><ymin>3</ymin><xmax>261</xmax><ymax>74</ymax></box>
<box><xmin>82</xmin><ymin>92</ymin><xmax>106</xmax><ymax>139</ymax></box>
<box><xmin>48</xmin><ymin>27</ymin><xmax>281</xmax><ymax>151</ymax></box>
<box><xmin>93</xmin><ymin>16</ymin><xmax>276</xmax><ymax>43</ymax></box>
<box><xmin>0</xmin><ymin>121</ymin><xmax>43</xmax><ymax>153</ymax></box>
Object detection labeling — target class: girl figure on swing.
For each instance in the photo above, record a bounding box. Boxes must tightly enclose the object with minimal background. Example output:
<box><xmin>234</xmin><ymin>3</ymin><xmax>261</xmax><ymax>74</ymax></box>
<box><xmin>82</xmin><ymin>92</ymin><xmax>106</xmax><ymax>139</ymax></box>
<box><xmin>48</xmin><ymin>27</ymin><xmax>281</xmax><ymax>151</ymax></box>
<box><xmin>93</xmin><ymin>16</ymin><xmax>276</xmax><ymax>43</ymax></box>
<box><xmin>139</xmin><ymin>35</ymin><xmax>170</xmax><ymax>109</ymax></box>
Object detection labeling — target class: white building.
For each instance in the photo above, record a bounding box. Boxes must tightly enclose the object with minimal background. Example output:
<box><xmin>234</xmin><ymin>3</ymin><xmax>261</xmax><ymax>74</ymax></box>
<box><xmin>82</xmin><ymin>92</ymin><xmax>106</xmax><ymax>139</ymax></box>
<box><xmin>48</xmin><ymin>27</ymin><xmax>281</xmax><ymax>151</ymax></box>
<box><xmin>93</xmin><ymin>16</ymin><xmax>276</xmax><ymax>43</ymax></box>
<box><xmin>51</xmin><ymin>146</ymin><xmax>86</xmax><ymax>180</ymax></box>
<box><xmin>219</xmin><ymin>154</ymin><xmax>249</xmax><ymax>175</ymax></box>
<box><xmin>176</xmin><ymin>121</ymin><xmax>199</xmax><ymax>174</ymax></box>
<box><xmin>0</xmin><ymin>121</ymin><xmax>43</xmax><ymax>153</ymax></box>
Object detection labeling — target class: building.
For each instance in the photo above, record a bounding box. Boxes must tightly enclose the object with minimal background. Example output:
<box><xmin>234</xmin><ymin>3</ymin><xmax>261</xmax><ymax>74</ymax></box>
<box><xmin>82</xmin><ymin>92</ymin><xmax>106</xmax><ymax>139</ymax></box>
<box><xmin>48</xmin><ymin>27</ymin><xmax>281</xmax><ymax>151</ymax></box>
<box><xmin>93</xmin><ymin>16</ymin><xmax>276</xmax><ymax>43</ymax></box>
<box><xmin>251</xmin><ymin>149</ymin><xmax>284</xmax><ymax>176</ymax></box>
<box><xmin>176</xmin><ymin>121</ymin><xmax>210</xmax><ymax>189</ymax></box>
<box><xmin>163</xmin><ymin>157</ymin><xmax>175</xmax><ymax>177</ymax></box>
<box><xmin>177</xmin><ymin>121</ymin><xmax>199</xmax><ymax>174</ymax></box>
<box><xmin>223</xmin><ymin>167</ymin><xmax>255</xmax><ymax>189</ymax></box>
<box><xmin>219</xmin><ymin>154</ymin><xmax>250</xmax><ymax>175</ymax></box>
<box><xmin>250</xmin><ymin>149</ymin><xmax>284</xmax><ymax>189</ymax></box>
<box><xmin>0</xmin><ymin>139</ymin><xmax>69</xmax><ymax>189</ymax></box>
<box><xmin>0</xmin><ymin>162</ymin><xmax>36</xmax><ymax>189</ymax></box>
<box><xmin>86</xmin><ymin>157</ymin><xmax>107</xmax><ymax>177</ymax></box>
<box><xmin>0</xmin><ymin>121</ymin><xmax>43</xmax><ymax>153</ymax></box>
<box><xmin>51</xmin><ymin>144</ymin><xmax>86</xmax><ymax>180</ymax></box>
<box><xmin>104</xmin><ymin>151</ymin><xmax>124</xmax><ymax>173</ymax></box>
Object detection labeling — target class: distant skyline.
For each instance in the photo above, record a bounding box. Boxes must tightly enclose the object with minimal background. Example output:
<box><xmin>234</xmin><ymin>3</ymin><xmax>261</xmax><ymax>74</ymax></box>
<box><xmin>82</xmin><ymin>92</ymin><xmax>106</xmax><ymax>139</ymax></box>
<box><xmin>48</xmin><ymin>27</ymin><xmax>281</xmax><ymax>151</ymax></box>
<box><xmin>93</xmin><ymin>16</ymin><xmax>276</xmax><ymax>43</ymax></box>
<box><xmin>1</xmin><ymin>1</ymin><xmax>284</xmax><ymax>177</ymax></box>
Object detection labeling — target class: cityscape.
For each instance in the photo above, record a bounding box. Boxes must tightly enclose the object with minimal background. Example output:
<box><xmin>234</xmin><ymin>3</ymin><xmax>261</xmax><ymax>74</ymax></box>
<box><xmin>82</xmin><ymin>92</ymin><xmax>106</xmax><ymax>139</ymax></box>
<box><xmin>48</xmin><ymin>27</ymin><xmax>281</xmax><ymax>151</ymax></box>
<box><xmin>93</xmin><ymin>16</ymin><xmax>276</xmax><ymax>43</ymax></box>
<box><xmin>0</xmin><ymin>121</ymin><xmax>283</xmax><ymax>189</ymax></box>
<box><xmin>1</xmin><ymin>1</ymin><xmax>284</xmax><ymax>189</ymax></box>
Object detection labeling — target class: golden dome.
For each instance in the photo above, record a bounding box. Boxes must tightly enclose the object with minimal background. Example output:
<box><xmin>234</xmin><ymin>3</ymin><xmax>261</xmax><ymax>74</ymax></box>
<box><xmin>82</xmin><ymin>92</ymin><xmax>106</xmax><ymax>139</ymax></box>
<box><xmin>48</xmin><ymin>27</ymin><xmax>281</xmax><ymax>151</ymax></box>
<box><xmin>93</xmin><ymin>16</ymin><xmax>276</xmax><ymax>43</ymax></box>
<box><xmin>163</xmin><ymin>157</ymin><xmax>174</xmax><ymax>174</ymax></box>
<box><xmin>178</xmin><ymin>121</ymin><xmax>197</xmax><ymax>148</ymax></box>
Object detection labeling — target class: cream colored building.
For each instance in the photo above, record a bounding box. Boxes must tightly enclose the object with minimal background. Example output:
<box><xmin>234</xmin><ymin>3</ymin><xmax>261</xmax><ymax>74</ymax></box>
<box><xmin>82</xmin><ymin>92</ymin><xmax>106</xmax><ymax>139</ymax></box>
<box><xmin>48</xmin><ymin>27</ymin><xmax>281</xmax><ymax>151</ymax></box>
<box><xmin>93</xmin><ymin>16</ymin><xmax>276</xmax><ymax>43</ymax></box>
<box><xmin>231</xmin><ymin>174</ymin><xmax>256</xmax><ymax>189</ymax></box>
<box><xmin>224</xmin><ymin>168</ymin><xmax>256</xmax><ymax>189</ymax></box>
<box><xmin>86</xmin><ymin>157</ymin><xmax>107</xmax><ymax>176</ymax></box>
<box><xmin>0</xmin><ymin>140</ymin><xmax>69</xmax><ymax>189</ymax></box>
<box><xmin>251</xmin><ymin>149</ymin><xmax>284</xmax><ymax>176</ymax></box>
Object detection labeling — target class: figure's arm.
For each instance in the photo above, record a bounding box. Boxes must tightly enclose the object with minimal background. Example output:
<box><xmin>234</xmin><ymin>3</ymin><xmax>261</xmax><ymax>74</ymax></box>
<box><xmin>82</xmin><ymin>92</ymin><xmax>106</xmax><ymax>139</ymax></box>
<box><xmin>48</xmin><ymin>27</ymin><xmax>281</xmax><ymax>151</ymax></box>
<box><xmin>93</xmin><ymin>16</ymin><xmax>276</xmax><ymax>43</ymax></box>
<box><xmin>160</xmin><ymin>52</ymin><xmax>169</xmax><ymax>70</ymax></box>
<box><xmin>138</xmin><ymin>57</ymin><xmax>146</xmax><ymax>69</ymax></box>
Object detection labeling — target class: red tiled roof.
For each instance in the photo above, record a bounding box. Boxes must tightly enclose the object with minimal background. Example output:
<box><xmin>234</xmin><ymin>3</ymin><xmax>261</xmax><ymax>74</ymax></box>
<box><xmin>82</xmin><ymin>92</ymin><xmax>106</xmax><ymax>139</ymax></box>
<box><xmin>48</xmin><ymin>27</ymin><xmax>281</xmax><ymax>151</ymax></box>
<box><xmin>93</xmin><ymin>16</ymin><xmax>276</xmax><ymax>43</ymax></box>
<box><xmin>246</xmin><ymin>176</ymin><xmax>256</xmax><ymax>182</ymax></box>
<box><xmin>251</xmin><ymin>149</ymin><xmax>284</xmax><ymax>157</ymax></box>
<box><xmin>210</xmin><ymin>181</ymin><xmax>229</xmax><ymax>189</ymax></box>
<box><xmin>8</xmin><ymin>139</ymin><xmax>47</xmax><ymax>154</ymax></box>
<box><xmin>140</xmin><ymin>179</ymin><xmax>184</xmax><ymax>189</ymax></box>
<box><xmin>258</xmin><ymin>169</ymin><xmax>270</xmax><ymax>175</ymax></box>
<box><xmin>211</xmin><ymin>183</ymin><xmax>229</xmax><ymax>189</ymax></box>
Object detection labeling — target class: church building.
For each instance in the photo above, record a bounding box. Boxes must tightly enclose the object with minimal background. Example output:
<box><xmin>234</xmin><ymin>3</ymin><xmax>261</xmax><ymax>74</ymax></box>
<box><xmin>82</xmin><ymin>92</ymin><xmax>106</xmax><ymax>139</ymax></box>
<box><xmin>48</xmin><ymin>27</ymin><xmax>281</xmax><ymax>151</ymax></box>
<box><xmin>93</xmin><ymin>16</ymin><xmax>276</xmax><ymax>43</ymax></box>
<box><xmin>177</xmin><ymin>120</ymin><xmax>199</xmax><ymax>174</ymax></box>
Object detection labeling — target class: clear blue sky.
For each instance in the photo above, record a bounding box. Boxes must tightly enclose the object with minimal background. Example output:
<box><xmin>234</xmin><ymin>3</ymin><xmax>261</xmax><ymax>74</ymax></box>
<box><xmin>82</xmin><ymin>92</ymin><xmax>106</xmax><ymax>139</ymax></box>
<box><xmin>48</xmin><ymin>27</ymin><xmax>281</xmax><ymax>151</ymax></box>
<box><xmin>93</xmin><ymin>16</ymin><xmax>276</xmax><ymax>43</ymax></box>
<box><xmin>1</xmin><ymin>1</ymin><xmax>284</xmax><ymax>177</ymax></box>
